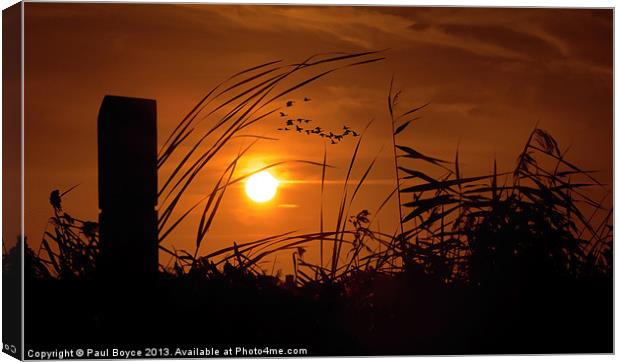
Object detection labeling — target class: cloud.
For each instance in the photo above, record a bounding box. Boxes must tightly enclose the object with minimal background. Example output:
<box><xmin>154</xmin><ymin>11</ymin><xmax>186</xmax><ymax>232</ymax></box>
<box><xmin>192</xmin><ymin>5</ymin><xmax>608</xmax><ymax>67</ymax></box>
<box><xmin>22</xmin><ymin>3</ymin><xmax>612</xmax><ymax>253</ymax></box>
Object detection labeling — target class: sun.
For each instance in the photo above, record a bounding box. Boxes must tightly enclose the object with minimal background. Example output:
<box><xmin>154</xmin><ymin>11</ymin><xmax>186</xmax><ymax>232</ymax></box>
<box><xmin>245</xmin><ymin>171</ymin><xmax>279</xmax><ymax>203</ymax></box>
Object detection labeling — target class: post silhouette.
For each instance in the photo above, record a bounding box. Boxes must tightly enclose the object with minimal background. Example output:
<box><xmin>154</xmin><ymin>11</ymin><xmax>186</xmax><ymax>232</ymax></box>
<box><xmin>97</xmin><ymin>95</ymin><xmax>158</xmax><ymax>279</ymax></box>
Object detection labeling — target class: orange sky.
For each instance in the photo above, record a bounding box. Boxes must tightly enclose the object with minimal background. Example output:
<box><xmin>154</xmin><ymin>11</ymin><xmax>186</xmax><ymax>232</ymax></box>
<box><xmin>17</xmin><ymin>4</ymin><xmax>612</xmax><ymax>272</ymax></box>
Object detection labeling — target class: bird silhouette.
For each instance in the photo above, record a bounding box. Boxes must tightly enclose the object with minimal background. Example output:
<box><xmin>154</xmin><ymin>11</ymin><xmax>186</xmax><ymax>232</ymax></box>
<box><xmin>286</xmin><ymin>100</ymin><xmax>294</xmax><ymax>107</ymax></box>
<box><xmin>304</xmin><ymin>97</ymin><xmax>311</xmax><ymax>102</ymax></box>
<box><xmin>278</xmin><ymin>116</ymin><xmax>359</xmax><ymax>144</ymax></box>
<box><xmin>279</xmin><ymin>112</ymin><xmax>287</xmax><ymax>117</ymax></box>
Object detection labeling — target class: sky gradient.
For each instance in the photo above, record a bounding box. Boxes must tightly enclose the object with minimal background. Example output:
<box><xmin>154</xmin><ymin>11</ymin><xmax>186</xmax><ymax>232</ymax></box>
<box><xmin>19</xmin><ymin>4</ymin><xmax>612</xmax><ymax>271</ymax></box>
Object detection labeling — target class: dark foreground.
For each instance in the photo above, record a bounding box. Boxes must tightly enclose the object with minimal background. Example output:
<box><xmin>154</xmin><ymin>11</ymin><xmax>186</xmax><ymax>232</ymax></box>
<box><xmin>24</xmin><ymin>269</ymin><xmax>612</xmax><ymax>357</ymax></box>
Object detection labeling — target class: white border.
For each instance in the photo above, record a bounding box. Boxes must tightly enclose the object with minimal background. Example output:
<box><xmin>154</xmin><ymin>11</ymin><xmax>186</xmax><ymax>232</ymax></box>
<box><xmin>0</xmin><ymin>1</ymin><xmax>616</xmax><ymax>362</ymax></box>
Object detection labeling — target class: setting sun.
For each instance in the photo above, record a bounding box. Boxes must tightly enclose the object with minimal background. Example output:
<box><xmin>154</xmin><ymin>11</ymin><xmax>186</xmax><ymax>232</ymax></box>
<box><xmin>245</xmin><ymin>171</ymin><xmax>279</xmax><ymax>203</ymax></box>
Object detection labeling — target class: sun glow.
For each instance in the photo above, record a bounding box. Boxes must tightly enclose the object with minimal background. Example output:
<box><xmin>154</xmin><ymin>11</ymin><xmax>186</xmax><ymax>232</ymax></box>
<box><xmin>245</xmin><ymin>171</ymin><xmax>279</xmax><ymax>203</ymax></box>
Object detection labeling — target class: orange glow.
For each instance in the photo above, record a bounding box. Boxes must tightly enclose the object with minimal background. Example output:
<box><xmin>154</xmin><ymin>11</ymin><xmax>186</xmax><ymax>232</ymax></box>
<box><xmin>245</xmin><ymin>171</ymin><xmax>279</xmax><ymax>203</ymax></box>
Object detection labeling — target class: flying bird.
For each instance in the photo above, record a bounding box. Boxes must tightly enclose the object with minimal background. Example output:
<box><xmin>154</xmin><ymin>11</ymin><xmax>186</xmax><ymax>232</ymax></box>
<box><xmin>304</xmin><ymin>97</ymin><xmax>311</xmax><ymax>102</ymax></box>
<box><xmin>279</xmin><ymin>112</ymin><xmax>287</xmax><ymax>117</ymax></box>
<box><xmin>286</xmin><ymin>119</ymin><xmax>294</xmax><ymax>126</ymax></box>
<box><xmin>286</xmin><ymin>100</ymin><xmax>294</xmax><ymax>107</ymax></box>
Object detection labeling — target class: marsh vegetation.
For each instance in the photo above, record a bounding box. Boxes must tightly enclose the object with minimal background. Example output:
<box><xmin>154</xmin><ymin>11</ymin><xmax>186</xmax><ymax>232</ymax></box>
<box><xmin>11</xmin><ymin>52</ymin><xmax>612</xmax><ymax>355</ymax></box>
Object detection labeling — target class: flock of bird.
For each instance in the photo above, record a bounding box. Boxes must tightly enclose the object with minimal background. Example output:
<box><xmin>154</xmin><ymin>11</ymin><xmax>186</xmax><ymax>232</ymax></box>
<box><xmin>277</xmin><ymin>97</ymin><xmax>359</xmax><ymax>144</ymax></box>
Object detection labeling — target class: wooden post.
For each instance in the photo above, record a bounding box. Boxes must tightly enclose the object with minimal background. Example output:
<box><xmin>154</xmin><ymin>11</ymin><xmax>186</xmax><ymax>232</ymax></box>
<box><xmin>97</xmin><ymin>95</ymin><xmax>158</xmax><ymax>280</ymax></box>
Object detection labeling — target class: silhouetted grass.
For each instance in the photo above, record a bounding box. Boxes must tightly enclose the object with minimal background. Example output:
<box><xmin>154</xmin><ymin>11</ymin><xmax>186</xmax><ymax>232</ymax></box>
<box><xmin>27</xmin><ymin>54</ymin><xmax>611</xmax><ymax>286</ymax></box>
<box><xmin>18</xmin><ymin>54</ymin><xmax>613</xmax><ymax>354</ymax></box>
